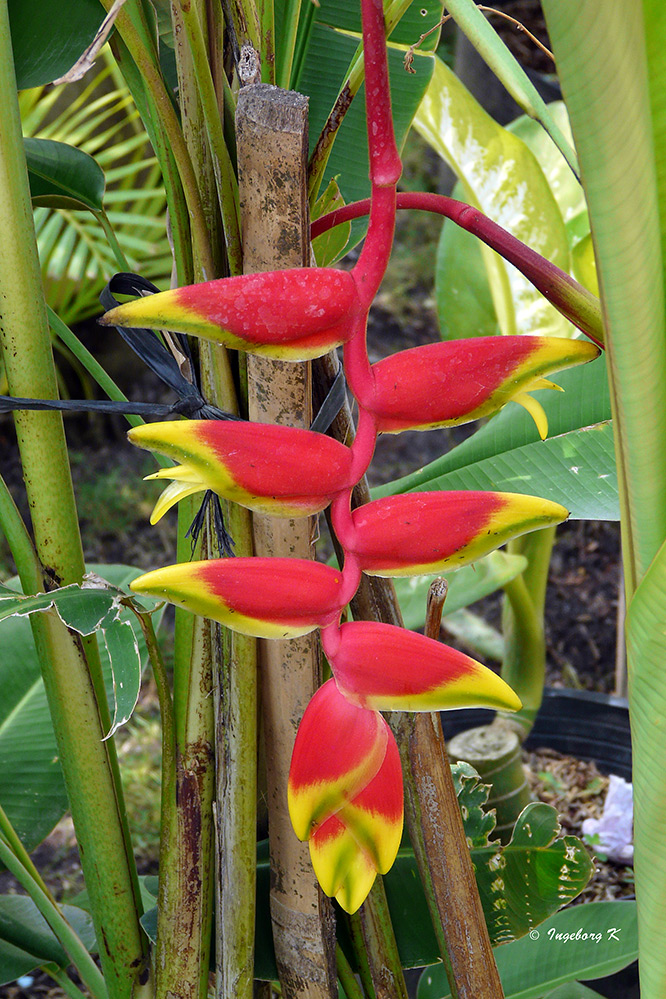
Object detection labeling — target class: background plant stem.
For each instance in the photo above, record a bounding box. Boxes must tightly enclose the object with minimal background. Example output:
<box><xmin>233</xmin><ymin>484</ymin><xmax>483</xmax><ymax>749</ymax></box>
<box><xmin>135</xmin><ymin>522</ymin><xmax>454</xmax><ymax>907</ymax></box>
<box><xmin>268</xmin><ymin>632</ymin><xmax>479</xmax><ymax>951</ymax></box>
<box><xmin>0</xmin><ymin>7</ymin><xmax>148</xmax><ymax>994</ymax></box>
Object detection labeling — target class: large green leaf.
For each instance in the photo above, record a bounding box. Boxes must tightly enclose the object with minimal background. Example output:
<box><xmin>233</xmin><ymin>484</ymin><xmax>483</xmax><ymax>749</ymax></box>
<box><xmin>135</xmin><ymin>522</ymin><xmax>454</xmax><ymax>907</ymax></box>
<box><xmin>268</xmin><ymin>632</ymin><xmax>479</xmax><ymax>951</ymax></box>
<box><xmin>8</xmin><ymin>0</ymin><xmax>105</xmax><ymax>90</ymax></box>
<box><xmin>438</xmin><ymin>0</ymin><xmax>578</xmax><ymax>174</ymax></box>
<box><xmin>417</xmin><ymin>901</ymin><xmax>638</xmax><ymax>999</ymax></box>
<box><xmin>437</xmin><ymin>104</ymin><xmax>589</xmax><ymax>341</ymax></box>
<box><xmin>0</xmin><ymin>565</ymin><xmax>154</xmax><ymax>852</ymax></box>
<box><xmin>0</xmin><ymin>896</ymin><xmax>95</xmax><ymax>986</ymax></box>
<box><xmin>542</xmin><ymin>6</ymin><xmax>666</xmax><ymax>996</ymax></box>
<box><xmin>24</xmin><ymin>137</ymin><xmax>105</xmax><ymax>211</ymax></box>
<box><xmin>626</xmin><ymin>534</ymin><xmax>666</xmax><ymax>999</ymax></box>
<box><xmin>507</xmin><ymin>103</ymin><xmax>586</xmax><ymax>236</ymax></box>
<box><xmin>0</xmin><ymin>898</ymin><xmax>94</xmax><ymax>985</ymax></box>
<box><xmin>416</xmin><ymin>56</ymin><xmax>571</xmax><ymax>339</ymax></box>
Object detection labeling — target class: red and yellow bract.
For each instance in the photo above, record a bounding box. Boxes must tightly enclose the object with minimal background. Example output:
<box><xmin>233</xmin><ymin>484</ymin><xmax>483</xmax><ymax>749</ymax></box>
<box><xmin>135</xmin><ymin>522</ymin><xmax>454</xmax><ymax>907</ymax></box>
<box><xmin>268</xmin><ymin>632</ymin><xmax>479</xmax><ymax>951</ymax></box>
<box><xmin>349</xmin><ymin>491</ymin><xmax>568</xmax><ymax>576</ymax></box>
<box><xmin>128</xmin><ymin>420</ymin><xmax>355</xmax><ymax>521</ymax></box>
<box><xmin>130</xmin><ymin>558</ymin><xmax>346</xmax><ymax>639</ymax></box>
<box><xmin>324</xmin><ymin>621</ymin><xmax>522</xmax><ymax>713</ymax></box>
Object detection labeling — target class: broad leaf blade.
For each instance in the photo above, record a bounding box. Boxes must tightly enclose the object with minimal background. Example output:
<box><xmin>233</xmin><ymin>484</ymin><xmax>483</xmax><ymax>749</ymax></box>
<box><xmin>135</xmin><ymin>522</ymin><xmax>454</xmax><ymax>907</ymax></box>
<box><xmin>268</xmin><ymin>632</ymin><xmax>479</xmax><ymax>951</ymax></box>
<box><xmin>24</xmin><ymin>137</ymin><xmax>105</xmax><ymax>211</ymax></box>
<box><xmin>417</xmin><ymin>901</ymin><xmax>637</xmax><ymax>999</ymax></box>
<box><xmin>0</xmin><ymin>565</ymin><xmax>154</xmax><ymax>851</ymax></box>
<box><xmin>416</xmin><ymin>56</ymin><xmax>571</xmax><ymax>339</ymax></box>
<box><xmin>9</xmin><ymin>0</ymin><xmax>104</xmax><ymax>89</ymax></box>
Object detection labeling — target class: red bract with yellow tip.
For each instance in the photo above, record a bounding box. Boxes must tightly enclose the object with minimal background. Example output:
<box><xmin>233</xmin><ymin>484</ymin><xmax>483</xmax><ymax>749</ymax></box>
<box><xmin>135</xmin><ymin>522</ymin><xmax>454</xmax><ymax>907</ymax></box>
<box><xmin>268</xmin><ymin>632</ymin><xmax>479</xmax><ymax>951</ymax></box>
<box><xmin>288</xmin><ymin>679</ymin><xmax>388</xmax><ymax>840</ymax></box>
<box><xmin>349</xmin><ymin>491</ymin><xmax>568</xmax><ymax>576</ymax></box>
<box><xmin>288</xmin><ymin>679</ymin><xmax>403</xmax><ymax>914</ymax></box>
<box><xmin>129</xmin><ymin>558</ymin><xmax>347</xmax><ymax>639</ymax></box>
<box><xmin>100</xmin><ymin>269</ymin><xmax>361</xmax><ymax>360</ymax></box>
<box><xmin>128</xmin><ymin>420</ymin><xmax>355</xmax><ymax>521</ymax></box>
<box><xmin>366</xmin><ymin>336</ymin><xmax>600</xmax><ymax>437</ymax></box>
<box><xmin>307</xmin><ymin>731</ymin><xmax>403</xmax><ymax>914</ymax></box>
<box><xmin>324</xmin><ymin>621</ymin><xmax>522</xmax><ymax>713</ymax></box>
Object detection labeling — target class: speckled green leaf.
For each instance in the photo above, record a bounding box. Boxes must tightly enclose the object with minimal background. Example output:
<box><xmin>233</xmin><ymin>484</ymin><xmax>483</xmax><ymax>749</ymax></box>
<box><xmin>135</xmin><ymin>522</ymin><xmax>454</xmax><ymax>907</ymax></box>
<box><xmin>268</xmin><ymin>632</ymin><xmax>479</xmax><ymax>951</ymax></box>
<box><xmin>418</xmin><ymin>901</ymin><xmax>637</xmax><ymax>999</ymax></box>
<box><xmin>418</xmin><ymin>56</ymin><xmax>571</xmax><ymax>339</ymax></box>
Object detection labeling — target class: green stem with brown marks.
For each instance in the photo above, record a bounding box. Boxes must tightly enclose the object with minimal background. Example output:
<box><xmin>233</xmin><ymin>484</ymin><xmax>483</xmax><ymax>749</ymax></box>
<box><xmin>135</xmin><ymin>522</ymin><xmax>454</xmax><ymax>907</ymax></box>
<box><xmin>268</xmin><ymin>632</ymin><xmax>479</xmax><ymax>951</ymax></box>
<box><xmin>0</xmin><ymin>9</ymin><xmax>148</xmax><ymax>995</ymax></box>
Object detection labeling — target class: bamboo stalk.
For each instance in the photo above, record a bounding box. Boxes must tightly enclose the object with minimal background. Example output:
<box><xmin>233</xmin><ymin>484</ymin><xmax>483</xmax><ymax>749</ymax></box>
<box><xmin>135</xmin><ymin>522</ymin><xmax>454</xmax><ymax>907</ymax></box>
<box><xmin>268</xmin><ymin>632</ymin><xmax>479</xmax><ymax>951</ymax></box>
<box><xmin>237</xmin><ymin>83</ymin><xmax>337</xmax><ymax>999</ymax></box>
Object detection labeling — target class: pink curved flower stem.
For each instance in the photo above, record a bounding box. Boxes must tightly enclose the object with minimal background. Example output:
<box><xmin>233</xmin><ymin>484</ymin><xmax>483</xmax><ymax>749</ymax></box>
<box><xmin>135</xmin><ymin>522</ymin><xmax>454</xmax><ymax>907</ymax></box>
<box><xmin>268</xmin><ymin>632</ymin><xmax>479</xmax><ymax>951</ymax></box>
<box><xmin>314</xmin><ymin>192</ymin><xmax>605</xmax><ymax>350</ymax></box>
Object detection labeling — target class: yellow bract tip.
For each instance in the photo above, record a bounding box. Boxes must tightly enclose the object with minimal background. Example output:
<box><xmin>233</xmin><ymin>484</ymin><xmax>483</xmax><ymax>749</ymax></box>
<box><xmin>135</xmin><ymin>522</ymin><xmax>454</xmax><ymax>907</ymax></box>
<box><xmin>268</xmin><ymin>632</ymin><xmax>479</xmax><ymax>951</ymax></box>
<box><xmin>150</xmin><ymin>480</ymin><xmax>204</xmax><ymax>524</ymax></box>
<box><xmin>513</xmin><ymin>392</ymin><xmax>549</xmax><ymax>440</ymax></box>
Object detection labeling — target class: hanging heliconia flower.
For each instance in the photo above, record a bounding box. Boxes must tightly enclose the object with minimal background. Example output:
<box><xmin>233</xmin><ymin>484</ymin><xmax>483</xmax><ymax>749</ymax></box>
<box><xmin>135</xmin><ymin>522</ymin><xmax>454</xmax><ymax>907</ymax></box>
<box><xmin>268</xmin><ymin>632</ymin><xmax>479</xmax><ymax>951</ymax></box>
<box><xmin>289</xmin><ymin>680</ymin><xmax>403</xmax><ymax>914</ymax></box>
<box><xmin>100</xmin><ymin>268</ymin><xmax>362</xmax><ymax>360</ymax></box>
<box><xmin>128</xmin><ymin>420</ymin><xmax>356</xmax><ymax>521</ymax></box>
<box><xmin>130</xmin><ymin>558</ymin><xmax>348</xmax><ymax>639</ymax></box>
<box><xmin>116</xmin><ymin>0</ymin><xmax>603</xmax><ymax>913</ymax></box>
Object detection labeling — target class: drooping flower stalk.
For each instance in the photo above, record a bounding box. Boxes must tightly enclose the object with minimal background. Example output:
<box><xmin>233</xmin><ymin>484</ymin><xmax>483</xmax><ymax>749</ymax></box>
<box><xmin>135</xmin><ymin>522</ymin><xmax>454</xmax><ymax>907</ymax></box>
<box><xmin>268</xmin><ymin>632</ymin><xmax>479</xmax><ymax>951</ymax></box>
<box><xmin>117</xmin><ymin>0</ymin><xmax>600</xmax><ymax>914</ymax></box>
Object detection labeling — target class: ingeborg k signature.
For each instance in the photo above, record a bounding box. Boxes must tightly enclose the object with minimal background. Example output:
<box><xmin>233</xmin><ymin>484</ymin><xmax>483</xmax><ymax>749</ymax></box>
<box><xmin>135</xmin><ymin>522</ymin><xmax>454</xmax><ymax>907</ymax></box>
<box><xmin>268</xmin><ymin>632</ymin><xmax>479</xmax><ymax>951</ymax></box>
<box><xmin>528</xmin><ymin>927</ymin><xmax>621</xmax><ymax>943</ymax></box>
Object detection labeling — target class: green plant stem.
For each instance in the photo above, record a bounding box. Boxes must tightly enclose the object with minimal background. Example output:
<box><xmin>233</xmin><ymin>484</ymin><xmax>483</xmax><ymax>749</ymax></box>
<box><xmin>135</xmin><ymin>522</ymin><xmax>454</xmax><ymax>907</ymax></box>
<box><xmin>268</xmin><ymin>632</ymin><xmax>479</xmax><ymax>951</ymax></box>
<box><xmin>276</xmin><ymin>0</ymin><xmax>302</xmax><ymax>89</ymax></box>
<box><xmin>46</xmin><ymin>307</ymin><xmax>145</xmax><ymax>430</ymax></box>
<box><xmin>92</xmin><ymin>209</ymin><xmax>132</xmax><ymax>272</ymax></box>
<box><xmin>336</xmin><ymin>944</ymin><xmax>365</xmax><ymax>999</ymax></box>
<box><xmin>0</xmin><ymin>10</ymin><xmax>148</xmax><ymax>994</ymax></box>
<box><xmin>0</xmin><ymin>838</ymin><xmax>108</xmax><ymax>999</ymax></box>
<box><xmin>352</xmin><ymin>879</ymin><xmax>409</xmax><ymax>999</ymax></box>
<box><xmin>130</xmin><ymin>607</ymin><xmax>176</xmax><ymax>791</ymax></box>
<box><xmin>499</xmin><ymin>526</ymin><xmax>555</xmax><ymax>736</ymax></box>
<box><xmin>109</xmin><ymin>32</ymin><xmax>195</xmax><ymax>284</ymax></box>
<box><xmin>101</xmin><ymin>0</ymin><xmax>216</xmax><ymax>278</ymax></box>
<box><xmin>0</xmin><ymin>802</ymin><xmax>58</xmax><ymax>908</ymax></box>
<box><xmin>0</xmin><ymin>474</ymin><xmax>41</xmax><ymax>584</ymax></box>
<box><xmin>45</xmin><ymin>966</ymin><xmax>92</xmax><ymax>999</ymax></box>
<box><xmin>500</xmin><ymin>573</ymin><xmax>545</xmax><ymax>735</ymax></box>
<box><xmin>174</xmin><ymin>0</ymin><xmax>243</xmax><ymax>274</ymax></box>
<box><xmin>257</xmin><ymin>0</ymin><xmax>275</xmax><ymax>83</ymax></box>
<box><xmin>156</xmin><ymin>613</ymin><xmax>216</xmax><ymax>999</ymax></box>
<box><xmin>198</xmin><ymin>342</ymin><xmax>257</xmax><ymax>999</ymax></box>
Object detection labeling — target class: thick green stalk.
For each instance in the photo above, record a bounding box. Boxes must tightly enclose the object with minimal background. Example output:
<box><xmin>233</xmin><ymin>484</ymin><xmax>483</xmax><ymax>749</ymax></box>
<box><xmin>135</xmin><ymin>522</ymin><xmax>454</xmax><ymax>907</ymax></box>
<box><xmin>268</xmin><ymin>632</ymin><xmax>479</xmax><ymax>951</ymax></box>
<box><xmin>499</xmin><ymin>527</ymin><xmax>556</xmax><ymax>736</ymax></box>
<box><xmin>155</xmin><ymin>614</ymin><xmax>215</xmax><ymax>999</ymax></box>
<box><xmin>101</xmin><ymin>0</ymin><xmax>215</xmax><ymax>278</ymax></box>
<box><xmin>351</xmin><ymin>880</ymin><xmax>408</xmax><ymax>999</ymax></box>
<box><xmin>174</xmin><ymin>0</ymin><xmax>243</xmax><ymax>274</ymax></box>
<box><xmin>198</xmin><ymin>333</ymin><xmax>257</xmax><ymax>999</ymax></box>
<box><xmin>541</xmin><ymin>6</ymin><xmax>666</xmax><ymax>998</ymax></box>
<box><xmin>0</xmin><ymin>10</ymin><xmax>148</xmax><ymax>995</ymax></box>
<box><xmin>0</xmin><ymin>839</ymin><xmax>108</xmax><ymax>999</ymax></box>
<box><xmin>336</xmin><ymin>946</ymin><xmax>366</xmax><ymax>999</ymax></box>
<box><xmin>276</xmin><ymin>0</ymin><xmax>302</xmax><ymax>89</ymax></box>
